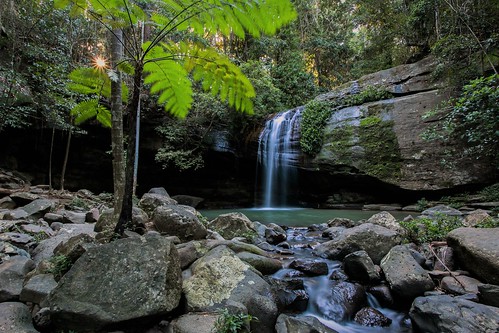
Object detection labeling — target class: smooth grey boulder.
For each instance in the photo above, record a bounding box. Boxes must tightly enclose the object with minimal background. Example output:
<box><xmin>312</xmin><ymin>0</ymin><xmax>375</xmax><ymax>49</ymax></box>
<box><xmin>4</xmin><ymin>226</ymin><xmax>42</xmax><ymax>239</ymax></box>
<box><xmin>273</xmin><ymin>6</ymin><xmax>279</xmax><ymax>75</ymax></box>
<box><xmin>0</xmin><ymin>256</ymin><xmax>35</xmax><ymax>302</ymax></box>
<box><xmin>380</xmin><ymin>245</ymin><xmax>434</xmax><ymax>300</ymax></box>
<box><xmin>0</xmin><ymin>302</ymin><xmax>39</xmax><ymax>333</ymax></box>
<box><xmin>410</xmin><ymin>295</ymin><xmax>499</xmax><ymax>333</ymax></box>
<box><xmin>422</xmin><ymin>205</ymin><xmax>463</xmax><ymax>217</ymax></box>
<box><xmin>343</xmin><ymin>250</ymin><xmax>380</xmax><ymax>284</ymax></box>
<box><xmin>447</xmin><ymin>227</ymin><xmax>499</xmax><ymax>284</ymax></box>
<box><xmin>183</xmin><ymin>245</ymin><xmax>277</xmax><ymax>333</ymax></box>
<box><xmin>148</xmin><ymin>187</ymin><xmax>170</xmax><ymax>196</ymax></box>
<box><xmin>166</xmin><ymin>312</ymin><xmax>219</xmax><ymax>333</ymax></box>
<box><xmin>237</xmin><ymin>251</ymin><xmax>283</xmax><ymax>275</ymax></box>
<box><xmin>275</xmin><ymin>314</ymin><xmax>339</xmax><ymax>333</ymax></box>
<box><xmin>289</xmin><ymin>259</ymin><xmax>328</xmax><ymax>276</ymax></box>
<box><xmin>322</xmin><ymin>226</ymin><xmax>345</xmax><ymax>239</ymax></box>
<box><xmin>152</xmin><ymin>205</ymin><xmax>207</xmax><ymax>241</ymax></box>
<box><xmin>139</xmin><ymin>193</ymin><xmax>177</xmax><ymax>215</ymax></box>
<box><xmin>61</xmin><ymin>211</ymin><xmax>86</xmax><ymax>224</ymax></box>
<box><xmin>207</xmin><ymin>212</ymin><xmax>256</xmax><ymax>240</ymax></box>
<box><xmin>479</xmin><ymin>284</ymin><xmax>499</xmax><ymax>307</ymax></box>
<box><xmin>20</xmin><ymin>273</ymin><xmax>57</xmax><ymax>305</ymax></box>
<box><xmin>440</xmin><ymin>275</ymin><xmax>482</xmax><ymax>295</ymax></box>
<box><xmin>49</xmin><ymin>234</ymin><xmax>182</xmax><ymax>331</ymax></box>
<box><xmin>327</xmin><ymin>217</ymin><xmax>358</xmax><ymax>228</ymax></box>
<box><xmin>311</xmin><ymin>281</ymin><xmax>366</xmax><ymax>322</ymax></box>
<box><xmin>366</xmin><ymin>211</ymin><xmax>403</xmax><ymax>233</ymax></box>
<box><xmin>22</xmin><ymin>198</ymin><xmax>54</xmax><ymax>218</ymax></box>
<box><xmin>3</xmin><ymin>209</ymin><xmax>29</xmax><ymax>220</ymax></box>
<box><xmin>314</xmin><ymin>223</ymin><xmax>401</xmax><ymax>264</ymax></box>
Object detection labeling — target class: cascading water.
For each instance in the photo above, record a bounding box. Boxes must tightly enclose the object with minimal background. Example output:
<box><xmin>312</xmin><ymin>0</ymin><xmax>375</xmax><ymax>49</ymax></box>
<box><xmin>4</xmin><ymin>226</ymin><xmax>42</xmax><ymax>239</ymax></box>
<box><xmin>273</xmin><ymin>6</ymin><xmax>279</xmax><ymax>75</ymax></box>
<box><xmin>257</xmin><ymin>107</ymin><xmax>303</xmax><ymax>208</ymax></box>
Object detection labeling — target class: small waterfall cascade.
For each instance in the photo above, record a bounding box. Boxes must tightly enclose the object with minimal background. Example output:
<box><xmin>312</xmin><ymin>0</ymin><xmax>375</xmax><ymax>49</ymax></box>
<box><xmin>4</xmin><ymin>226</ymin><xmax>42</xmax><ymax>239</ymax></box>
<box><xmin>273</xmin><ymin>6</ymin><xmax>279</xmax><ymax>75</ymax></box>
<box><xmin>257</xmin><ymin>107</ymin><xmax>303</xmax><ymax>208</ymax></box>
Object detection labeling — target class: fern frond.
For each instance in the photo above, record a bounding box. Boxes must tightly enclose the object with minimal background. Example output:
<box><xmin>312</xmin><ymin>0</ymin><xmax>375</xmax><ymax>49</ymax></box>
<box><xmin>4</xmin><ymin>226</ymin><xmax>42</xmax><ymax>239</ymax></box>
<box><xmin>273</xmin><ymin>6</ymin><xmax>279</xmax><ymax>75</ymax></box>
<box><xmin>144</xmin><ymin>45</ymin><xmax>193</xmax><ymax>118</ymax></box>
<box><xmin>70</xmin><ymin>100</ymin><xmax>99</xmax><ymax>125</ymax></box>
<box><xmin>68</xmin><ymin>68</ymin><xmax>110</xmax><ymax>98</ymax></box>
<box><xmin>166</xmin><ymin>41</ymin><xmax>255</xmax><ymax>114</ymax></box>
<box><xmin>96</xmin><ymin>104</ymin><xmax>112</xmax><ymax>128</ymax></box>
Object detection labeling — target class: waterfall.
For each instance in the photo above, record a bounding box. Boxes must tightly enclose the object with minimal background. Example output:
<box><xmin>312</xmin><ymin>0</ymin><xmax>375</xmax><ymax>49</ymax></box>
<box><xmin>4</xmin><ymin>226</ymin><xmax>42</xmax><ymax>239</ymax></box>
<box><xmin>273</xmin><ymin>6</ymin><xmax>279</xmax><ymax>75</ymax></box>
<box><xmin>257</xmin><ymin>107</ymin><xmax>303</xmax><ymax>208</ymax></box>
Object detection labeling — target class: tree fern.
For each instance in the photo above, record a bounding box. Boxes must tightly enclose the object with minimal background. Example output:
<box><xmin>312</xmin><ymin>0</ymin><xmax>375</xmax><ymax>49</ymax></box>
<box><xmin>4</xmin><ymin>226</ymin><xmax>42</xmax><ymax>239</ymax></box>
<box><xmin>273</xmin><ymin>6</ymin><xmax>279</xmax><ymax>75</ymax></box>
<box><xmin>70</xmin><ymin>99</ymin><xmax>111</xmax><ymax>127</ymax></box>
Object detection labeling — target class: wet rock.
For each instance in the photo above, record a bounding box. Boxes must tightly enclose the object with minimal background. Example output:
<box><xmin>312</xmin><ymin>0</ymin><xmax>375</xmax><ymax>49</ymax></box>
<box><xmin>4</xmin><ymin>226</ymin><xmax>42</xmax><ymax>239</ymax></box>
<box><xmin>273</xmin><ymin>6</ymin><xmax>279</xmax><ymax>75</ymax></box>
<box><xmin>368</xmin><ymin>284</ymin><xmax>395</xmax><ymax>308</ymax></box>
<box><xmin>207</xmin><ymin>212</ymin><xmax>256</xmax><ymax>240</ymax></box>
<box><xmin>478</xmin><ymin>284</ymin><xmax>499</xmax><ymax>307</ymax></box>
<box><xmin>321</xmin><ymin>226</ymin><xmax>345</xmax><ymax>239</ymax></box>
<box><xmin>410</xmin><ymin>295</ymin><xmax>499</xmax><ymax>333</ymax></box>
<box><xmin>380</xmin><ymin>245</ymin><xmax>434</xmax><ymax>301</ymax></box>
<box><xmin>49</xmin><ymin>234</ymin><xmax>182</xmax><ymax>331</ymax></box>
<box><xmin>312</xmin><ymin>281</ymin><xmax>366</xmax><ymax>322</ymax></box>
<box><xmin>268</xmin><ymin>278</ymin><xmax>309</xmax><ymax>312</ymax></box>
<box><xmin>152</xmin><ymin>205</ymin><xmax>207</xmax><ymax>242</ymax></box>
<box><xmin>289</xmin><ymin>259</ymin><xmax>328</xmax><ymax>276</ymax></box>
<box><xmin>327</xmin><ymin>217</ymin><xmax>358</xmax><ymax>228</ymax></box>
<box><xmin>167</xmin><ymin>312</ymin><xmax>218</xmax><ymax>333</ymax></box>
<box><xmin>275</xmin><ymin>314</ymin><xmax>339</xmax><ymax>333</ymax></box>
<box><xmin>265</xmin><ymin>223</ymin><xmax>287</xmax><ymax>245</ymax></box>
<box><xmin>0</xmin><ymin>256</ymin><xmax>35</xmax><ymax>302</ymax></box>
<box><xmin>354</xmin><ymin>307</ymin><xmax>392</xmax><ymax>327</ymax></box>
<box><xmin>237</xmin><ymin>251</ymin><xmax>283</xmax><ymax>275</ymax></box>
<box><xmin>441</xmin><ymin>275</ymin><xmax>482</xmax><ymax>295</ymax></box>
<box><xmin>447</xmin><ymin>227</ymin><xmax>499</xmax><ymax>284</ymax></box>
<box><xmin>343</xmin><ymin>250</ymin><xmax>380</xmax><ymax>284</ymax></box>
<box><xmin>0</xmin><ymin>302</ymin><xmax>39</xmax><ymax>333</ymax></box>
<box><xmin>314</xmin><ymin>223</ymin><xmax>401</xmax><ymax>264</ymax></box>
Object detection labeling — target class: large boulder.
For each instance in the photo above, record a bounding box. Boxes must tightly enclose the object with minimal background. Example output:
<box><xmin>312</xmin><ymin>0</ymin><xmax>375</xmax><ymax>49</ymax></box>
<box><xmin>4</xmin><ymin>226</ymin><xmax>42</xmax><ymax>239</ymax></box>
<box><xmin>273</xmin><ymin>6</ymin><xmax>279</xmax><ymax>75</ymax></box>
<box><xmin>343</xmin><ymin>250</ymin><xmax>380</xmax><ymax>284</ymax></box>
<box><xmin>19</xmin><ymin>273</ymin><xmax>57</xmax><ymax>305</ymax></box>
<box><xmin>94</xmin><ymin>207</ymin><xmax>148</xmax><ymax>233</ymax></box>
<box><xmin>48</xmin><ymin>234</ymin><xmax>182</xmax><ymax>331</ymax></box>
<box><xmin>183</xmin><ymin>245</ymin><xmax>278</xmax><ymax>333</ymax></box>
<box><xmin>236</xmin><ymin>251</ymin><xmax>283</xmax><ymax>275</ymax></box>
<box><xmin>422</xmin><ymin>205</ymin><xmax>463</xmax><ymax>217</ymax></box>
<box><xmin>0</xmin><ymin>256</ymin><xmax>35</xmax><ymax>302</ymax></box>
<box><xmin>207</xmin><ymin>212</ymin><xmax>256</xmax><ymax>240</ymax></box>
<box><xmin>447</xmin><ymin>227</ymin><xmax>499</xmax><ymax>284</ymax></box>
<box><xmin>314</xmin><ymin>223</ymin><xmax>401</xmax><ymax>264</ymax></box>
<box><xmin>366</xmin><ymin>211</ymin><xmax>403</xmax><ymax>233</ymax></box>
<box><xmin>311</xmin><ymin>281</ymin><xmax>366</xmax><ymax>322</ymax></box>
<box><xmin>139</xmin><ymin>192</ymin><xmax>177</xmax><ymax>215</ymax></box>
<box><xmin>410</xmin><ymin>295</ymin><xmax>499</xmax><ymax>333</ymax></box>
<box><xmin>152</xmin><ymin>205</ymin><xmax>207</xmax><ymax>241</ymax></box>
<box><xmin>380</xmin><ymin>245</ymin><xmax>434</xmax><ymax>300</ymax></box>
<box><xmin>21</xmin><ymin>198</ymin><xmax>54</xmax><ymax>218</ymax></box>
<box><xmin>275</xmin><ymin>314</ymin><xmax>339</xmax><ymax>333</ymax></box>
<box><xmin>167</xmin><ymin>312</ymin><xmax>219</xmax><ymax>333</ymax></box>
<box><xmin>0</xmin><ymin>302</ymin><xmax>39</xmax><ymax>333</ymax></box>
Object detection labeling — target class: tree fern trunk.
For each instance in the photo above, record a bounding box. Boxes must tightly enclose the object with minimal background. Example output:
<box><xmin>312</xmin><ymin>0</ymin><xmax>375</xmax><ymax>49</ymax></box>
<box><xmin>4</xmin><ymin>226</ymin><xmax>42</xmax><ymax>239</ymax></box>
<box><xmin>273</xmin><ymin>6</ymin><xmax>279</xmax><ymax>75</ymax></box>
<box><xmin>110</xmin><ymin>29</ymin><xmax>125</xmax><ymax>220</ymax></box>
<box><xmin>60</xmin><ymin>128</ymin><xmax>72</xmax><ymax>191</ymax></box>
<box><xmin>115</xmin><ymin>63</ymin><xmax>143</xmax><ymax>235</ymax></box>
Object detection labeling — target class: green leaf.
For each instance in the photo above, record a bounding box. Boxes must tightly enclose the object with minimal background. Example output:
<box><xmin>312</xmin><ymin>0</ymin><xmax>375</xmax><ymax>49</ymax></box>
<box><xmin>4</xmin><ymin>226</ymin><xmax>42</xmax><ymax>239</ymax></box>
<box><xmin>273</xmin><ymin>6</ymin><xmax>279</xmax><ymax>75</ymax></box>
<box><xmin>70</xmin><ymin>100</ymin><xmax>99</xmax><ymax>125</ymax></box>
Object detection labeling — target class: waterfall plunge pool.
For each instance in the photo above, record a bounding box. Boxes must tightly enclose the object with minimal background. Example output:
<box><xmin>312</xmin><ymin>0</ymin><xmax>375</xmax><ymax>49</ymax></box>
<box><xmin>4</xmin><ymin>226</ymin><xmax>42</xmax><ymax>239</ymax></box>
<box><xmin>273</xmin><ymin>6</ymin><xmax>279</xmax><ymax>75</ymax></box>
<box><xmin>199</xmin><ymin>208</ymin><xmax>415</xmax><ymax>227</ymax></box>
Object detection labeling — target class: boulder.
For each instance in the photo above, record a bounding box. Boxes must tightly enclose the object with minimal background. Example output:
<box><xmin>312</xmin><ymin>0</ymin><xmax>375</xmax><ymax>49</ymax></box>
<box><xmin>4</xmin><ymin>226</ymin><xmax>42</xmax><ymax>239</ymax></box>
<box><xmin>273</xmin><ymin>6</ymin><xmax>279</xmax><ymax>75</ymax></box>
<box><xmin>410</xmin><ymin>295</ymin><xmax>499</xmax><ymax>333</ymax></box>
<box><xmin>380</xmin><ymin>245</ymin><xmax>434</xmax><ymax>300</ymax></box>
<box><xmin>311</xmin><ymin>281</ymin><xmax>366</xmax><ymax>322</ymax></box>
<box><xmin>275</xmin><ymin>314</ymin><xmax>339</xmax><ymax>333</ymax></box>
<box><xmin>171</xmin><ymin>195</ymin><xmax>204</xmax><ymax>208</ymax></box>
<box><xmin>289</xmin><ymin>259</ymin><xmax>328</xmax><ymax>276</ymax></box>
<box><xmin>10</xmin><ymin>192</ymin><xmax>39</xmax><ymax>205</ymax></box>
<box><xmin>3</xmin><ymin>209</ymin><xmax>29</xmax><ymax>220</ymax></box>
<box><xmin>366</xmin><ymin>211</ymin><xmax>403</xmax><ymax>233</ymax></box>
<box><xmin>237</xmin><ymin>251</ymin><xmax>283</xmax><ymax>275</ymax></box>
<box><xmin>94</xmin><ymin>207</ymin><xmax>148</xmax><ymax>233</ymax></box>
<box><xmin>343</xmin><ymin>250</ymin><xmax>380</xmax><ymax>284</ymax></box>
<box><xmin>447</xmin><ymin>227</ymin><xmax>499</xmax><ymax>284</ymax></box>
<box><xmin>167</xmin><ymin>312</ymin><xmax>218</xmax><ymax>333</ymax></box>
<box><xmin>327</xmin><ymin>217</ymin><xmax>358</xmax><ymax>228</ymax></box>
<box><xmin>139</xmin><ymin>193</ymin><xmax>177</xmax><ymax>215</ymax></box>
<box><xmin>53</xmin><ymin>233</ymin><xmax>97</xmax><ymax>263</ymax></box>
<box><xmin>463</xmin><ymin>209</ymin><xmax>492</xmax><ymax>227</ymax></box>
<box><xmin>440</xmin><ymin>275</ymin><xmax>482</xmax><ymax>295</ymax></box>
<box><xmin>61</xmin><ymin>211</ymin><xmax>86</xmax><ymax>224</ymax></box>
<box><xmin>152</xmin><ymin>205</ymin><xmax>207</xmax><ymax>241</ymax></box>
<box><xmin>49</xmin><ymin>234</ymin><xmax>182</xmax><ymax>331</ymax></box>
<box><xmin>0</xmin><ymin>256</ymin><xmax>35</xmax><ymax>302</ymax></box>
<box><xmin>322</xmin><ymin>226</ymin><xmax>345</xmax><ymax>239</ymax></box>
<box><xmin>207</xmin><ymin>212</ymin><xmax>256</xmax><ymax>240</ymax></box>
<box><xmin>354</xmin><ymin>307</ymin><xmax>392</xmax><ymax>327</ymax></box>
<box><xmin>0</xmin><ymin>302</ymin><xmax>39</xmax><ymax>333</ymax></box>
<box><xmin>43</xmin><ymin>212</ymin><xmax>63</xmax><ymax>224</ymax></box>
<box><xmin>19</xmin><ymin>273</ymin><xmax>57</xmax><ymax>305</ymax></box>
<box><xmin>148</xmin><ymin>187</ymin><xmax>170</xmax><ymax>196</ymax></box>
<box><xmin>267</xmin><ymin>278</ymin><xmax>309</xmax><ymax>312</ymax></box>
<box><xmin>368</xmin><ymin>284</ymin><xmax>394</xmax><ymax>308</ymax></box>
<box><xmin>422</xmin><ymin>205</ymin><xmax>463</xmax><ymax>217</ymax></box>
<box><xmin>433</xmin><ymin>245</ymin><xmax>455</xmax><ymax>271</ymax></box>
<box><xmin>183</xmin><ymin>245</ymin><xmax>277</xmax><ymax>333</ymax></box>
<box><xmin>478</xmin><ymin>284</ymin><xmax>499</xmax><ymax>308</ymax></box>
<box><xmin>22</xmin><ymin>199</ymin><xmax>54</xmax><ymax>218</ymax></box>
<box><xmin>314</xmin><ymin>223</ymin><xmax>401</xmax><ymax>264</ymax></box>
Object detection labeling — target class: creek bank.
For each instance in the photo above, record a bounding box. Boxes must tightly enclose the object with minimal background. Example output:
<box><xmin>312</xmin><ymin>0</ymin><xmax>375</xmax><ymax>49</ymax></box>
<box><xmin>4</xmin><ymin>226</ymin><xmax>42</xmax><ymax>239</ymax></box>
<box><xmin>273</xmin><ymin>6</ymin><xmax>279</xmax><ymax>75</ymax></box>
<box><xmin>0</xmin><ymin>183</ymin><xmax>498</xmax><ymax>332</ymax></box>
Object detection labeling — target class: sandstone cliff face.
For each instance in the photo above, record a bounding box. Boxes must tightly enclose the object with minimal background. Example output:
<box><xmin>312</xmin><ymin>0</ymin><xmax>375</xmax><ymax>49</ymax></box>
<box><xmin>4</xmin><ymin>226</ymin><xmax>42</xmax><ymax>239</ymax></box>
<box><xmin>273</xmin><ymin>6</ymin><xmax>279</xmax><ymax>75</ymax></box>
<box><xmin>307</xmin><ymin>57</ymin><xmax>494</xmax><ymax>191</ymax></box>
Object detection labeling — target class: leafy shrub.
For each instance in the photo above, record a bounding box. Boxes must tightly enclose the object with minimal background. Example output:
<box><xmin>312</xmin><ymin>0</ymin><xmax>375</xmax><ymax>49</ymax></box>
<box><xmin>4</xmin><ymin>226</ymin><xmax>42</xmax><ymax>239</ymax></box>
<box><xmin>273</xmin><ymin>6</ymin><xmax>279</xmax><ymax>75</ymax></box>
<box><xmin>479</xmin><ymin>183</ymin><xmax>499</xmax><ymax>202</ymax></box>
<box><xmin>475</xmin><ymin>218</ymin><xmax>499</xmax><ymax>229</ymax></box>
<box><xmin>213</xmin><ymin>308</ymin><xmax>255</xmax><ymax>333</ymax></box>
<box><xmin>49</xmin><ymin>255</ymin><xmax>72</xmax><ymax>280</ymax></box>
<box><xmin>300</xmin><ymin>100</ymin><xmax>334</xmax><ymax>155</ymax></box>
<box><xmin>343</xmin><ymin>85</ymin><xmax>392</xmax><ymax>106</ymax></box>
<box><xmin>416</xmin><ymin>198</ymin><xmax>429</xmax><ymax>211</ymax></box>
<box><xmin>400</xmin><ymin>213</ymin><xmax>463</xmax><ymax>244</ymax></box>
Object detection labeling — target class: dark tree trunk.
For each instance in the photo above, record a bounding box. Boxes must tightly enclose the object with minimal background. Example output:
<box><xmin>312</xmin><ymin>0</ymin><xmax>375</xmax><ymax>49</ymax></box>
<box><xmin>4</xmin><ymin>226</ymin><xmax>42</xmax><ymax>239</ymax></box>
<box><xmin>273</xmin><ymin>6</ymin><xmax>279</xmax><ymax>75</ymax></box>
<box><xmin>115</xmin><ymin>63</ymin><xmax>143</xmax><ymax>235</ymax></box>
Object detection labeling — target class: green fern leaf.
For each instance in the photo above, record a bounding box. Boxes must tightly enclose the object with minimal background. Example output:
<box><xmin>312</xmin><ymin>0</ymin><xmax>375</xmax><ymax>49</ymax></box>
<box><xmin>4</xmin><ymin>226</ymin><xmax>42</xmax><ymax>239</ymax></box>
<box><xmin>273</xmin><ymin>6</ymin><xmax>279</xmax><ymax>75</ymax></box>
<box><xmin>96</xmin><ymin>105</ymin><xmax>112</xmax><ymax>128</ymax></box>
<box><xmin>70</xmin><ymin>100</ymin><xmax>98</xmax><ymax>125</ymax></box>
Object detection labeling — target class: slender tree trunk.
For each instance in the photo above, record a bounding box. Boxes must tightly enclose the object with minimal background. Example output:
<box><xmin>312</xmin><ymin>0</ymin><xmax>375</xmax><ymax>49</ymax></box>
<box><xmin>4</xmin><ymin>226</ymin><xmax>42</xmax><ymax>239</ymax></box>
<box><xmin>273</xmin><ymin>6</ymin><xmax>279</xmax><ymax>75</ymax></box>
<box><xmin>48</xmin><ymin>127</ymin><xmax>55</xmax><ymax>190</ymax></box>
<box><xmin>60</xmin><ymin>128</ymin><xmax>72</xmax><ymax>191</ymax></box>
<box><xmin>115</xmin><ymin>63</ymin><xmax>143</xmax><ymax>235</ymax></box>
<box><xmin>110</xmin><ymin>29</ymin><xmax>125</xmax><ymax>219</ymax></box>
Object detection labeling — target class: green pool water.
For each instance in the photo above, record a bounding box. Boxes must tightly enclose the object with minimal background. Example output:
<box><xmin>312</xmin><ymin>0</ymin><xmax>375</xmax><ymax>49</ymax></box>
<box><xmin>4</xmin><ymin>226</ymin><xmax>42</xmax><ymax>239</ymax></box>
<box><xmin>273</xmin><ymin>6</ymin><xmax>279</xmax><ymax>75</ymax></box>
<box><xmin>199</xmin><ymin>208</ymin><xmax>416</xmax><ymax>227</ymax></box>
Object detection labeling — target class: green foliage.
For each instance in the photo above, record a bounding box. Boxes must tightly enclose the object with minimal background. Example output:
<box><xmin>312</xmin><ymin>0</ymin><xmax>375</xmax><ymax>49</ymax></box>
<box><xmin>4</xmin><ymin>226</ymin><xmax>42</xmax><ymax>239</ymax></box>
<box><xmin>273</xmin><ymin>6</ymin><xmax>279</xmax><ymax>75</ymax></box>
<box><xmin>479</xmin><ymin>183</ymin><xmax>499</xmax><ymax>202</ymax></box>
<box><xmin>475</xmin><ymin>217</ymin><xmax>499</xmax><ymax>229</ymax></box>
<box><xmin>422</xmin><ymin>74</ymin><xmax>499</xmax><ymax>168</ymax></box>
<box><xmin>300</xmin><ymin>100</ymin><xmax>334</xmax><ymax>155</ymax></box>
<box><xmin>416</xmin><ymin>198</ymin><xmax>429</xmax><ymax>211</ymax></box>
<box><xmin>49</xmin><ymin>255</ymin><xmax>72</xmax><ymax>280</ymax></box>
<box><xmin>400</xmin><ymin>214</ymin><xmax>463</xmax><ymax>244</ymax></box>
<box><xmin>344</xmin><ymin>86</ymin><xmax>392</xmax><ymax>106</ymax></box>
<box><xmin>213</xmin><ymin>308</ymin><xmax>255</xmax><ymax>333</ymax></box>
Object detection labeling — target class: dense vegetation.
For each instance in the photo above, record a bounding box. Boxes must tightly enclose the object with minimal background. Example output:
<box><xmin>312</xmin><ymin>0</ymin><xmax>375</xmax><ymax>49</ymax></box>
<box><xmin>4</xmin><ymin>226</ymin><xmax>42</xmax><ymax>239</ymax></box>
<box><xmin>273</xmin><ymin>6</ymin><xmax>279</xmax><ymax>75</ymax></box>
<box><xmin>0</xmin><ymin>0</ymin><xmax>498</xmax><ymax>180</ymax></box>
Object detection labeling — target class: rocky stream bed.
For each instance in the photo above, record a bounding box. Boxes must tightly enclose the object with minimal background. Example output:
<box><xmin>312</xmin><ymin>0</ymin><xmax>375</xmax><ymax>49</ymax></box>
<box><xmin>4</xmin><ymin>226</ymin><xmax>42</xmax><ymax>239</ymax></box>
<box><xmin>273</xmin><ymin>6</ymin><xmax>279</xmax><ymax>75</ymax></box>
<box><xmin>1</xmin><ymin>174</ymin><xmax>499</xmax><ymax>332</ymax></box>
